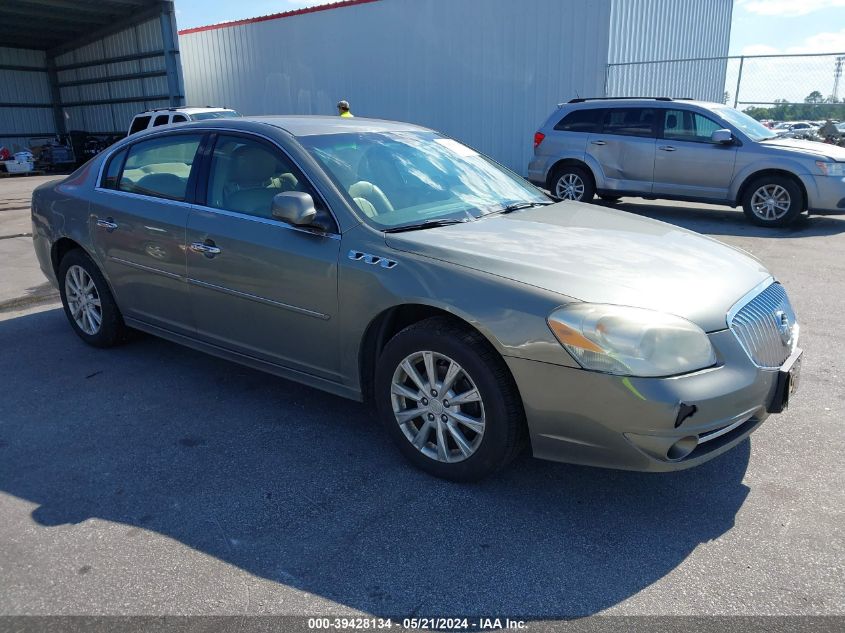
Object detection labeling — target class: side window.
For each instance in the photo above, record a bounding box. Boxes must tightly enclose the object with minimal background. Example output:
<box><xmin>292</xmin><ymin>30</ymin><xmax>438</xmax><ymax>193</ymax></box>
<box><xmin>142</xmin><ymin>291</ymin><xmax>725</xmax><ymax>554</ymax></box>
<box><xmin>101</xmin><ymin>148</ymin><xmax>127</xmax><ymax>189</ymax></box>
<box><xmin>172</xmin><ymin>115</ymin><xmax>188</xmax><ymax>123</ymax></box>
<box><xmin>554</xmin><ymin>108</ymin><xmax>603</xmax><ymax>133</ymax></box>
<box><xmin>206</xmin><ymin>135</ymin><xmax>322</xmax><ymax>220</ymax></box>
<box><xmin>118</xmin><ymin>134</ymin><xmax>203</xmax><ymax>201</ymax></box>
<box><xmin>663</xmin><ymin>109</ymin><xmax>722</xmax><ymax>143</ymax></box>
<box><xmin>128</xmin><ymin>115</ymin><xmax>151</xmax><ymax>135</ymax></box>
<box><xmin>600</xmin><ymin>108</ymin><xmax>656</xmax><ymax>138</ymax></box>
<box><xmin>152</xmin><ymin>114</ymin><xmax>170</xmax><ymax>127</ymax></box>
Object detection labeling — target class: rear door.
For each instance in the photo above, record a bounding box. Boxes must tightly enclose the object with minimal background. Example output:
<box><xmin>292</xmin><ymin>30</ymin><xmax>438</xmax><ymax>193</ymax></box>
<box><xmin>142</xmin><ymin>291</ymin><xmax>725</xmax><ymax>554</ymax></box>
<box><xmin>185</xmin><ymin>132</ymin><xmax>342</xmax><ymax>379</ymax></box>
<box><xmin>586</xmin><ymin>107</ymin><xmax>657</xmax><ymax>193</ymax></box>
<box><xmin>652</xmin><ymin>108</ymin><xmax>738</xmax><ymax>201</ymax></box>
<box><xmin>91</xmin><ymin>132</ymin><xmax>204</xmax><ymax>335</ymax></box>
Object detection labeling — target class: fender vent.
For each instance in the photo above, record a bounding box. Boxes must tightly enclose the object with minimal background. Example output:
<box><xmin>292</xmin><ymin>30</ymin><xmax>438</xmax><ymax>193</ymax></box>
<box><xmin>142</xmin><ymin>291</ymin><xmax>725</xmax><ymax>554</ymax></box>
<box><xmin>348</xmin><ymin>250</ymin><xmax>397</xmax><ymax>269</ymax></box>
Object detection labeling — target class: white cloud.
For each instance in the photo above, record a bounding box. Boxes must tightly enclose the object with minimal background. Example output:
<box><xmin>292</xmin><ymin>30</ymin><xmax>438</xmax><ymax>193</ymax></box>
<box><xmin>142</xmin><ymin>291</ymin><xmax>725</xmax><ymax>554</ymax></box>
<box><xmin>742</xmin><ymin>28</ymin><xmax>845</xmax><ymax>55</ymax></box>
<box><xmin>737</xmin><ymin>0</ymin><xmax>845</xmax><ymax>17</ymax></box>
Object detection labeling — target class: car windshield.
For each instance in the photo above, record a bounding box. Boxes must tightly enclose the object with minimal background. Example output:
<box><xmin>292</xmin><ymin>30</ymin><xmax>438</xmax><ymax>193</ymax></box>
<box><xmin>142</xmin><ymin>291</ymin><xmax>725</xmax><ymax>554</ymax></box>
<box><xmin>299</xmin><ymin>131</ymin><xmax>549</xmax><ymax>229</ymax></box>
<box><xmin>190</xmin><ymin>110</ymin><xmax>241</xmax><ymax>120</ymax></box>
<box><xmin>714</xmin><ymin>107</ymin><xmax>778</xmax><ymax>141</ymax></box>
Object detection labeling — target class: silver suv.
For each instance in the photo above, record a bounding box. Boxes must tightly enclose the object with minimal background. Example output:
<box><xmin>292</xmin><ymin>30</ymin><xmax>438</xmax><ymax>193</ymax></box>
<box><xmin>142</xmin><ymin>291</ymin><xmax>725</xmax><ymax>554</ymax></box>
<box><xmin>528</xmin><ymin>97</ymin><xmax>845</xmax><ymax>227</ymax></box>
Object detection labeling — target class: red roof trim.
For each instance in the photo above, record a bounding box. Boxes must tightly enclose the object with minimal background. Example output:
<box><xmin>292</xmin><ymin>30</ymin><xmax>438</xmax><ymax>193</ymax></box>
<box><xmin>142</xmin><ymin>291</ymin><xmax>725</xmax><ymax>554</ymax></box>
<box><xmin>178</xmin><ymin>0</ymin><xmax>381</xmax><ymax>35</ymax></box>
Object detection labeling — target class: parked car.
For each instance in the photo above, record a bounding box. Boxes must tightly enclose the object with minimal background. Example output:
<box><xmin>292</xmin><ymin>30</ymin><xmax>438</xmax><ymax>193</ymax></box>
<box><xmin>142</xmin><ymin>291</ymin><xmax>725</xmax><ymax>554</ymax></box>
<box><xmin>32</xmin><ymin>116</ymin><xmax>801</xmax><ymax>481</ymax></box>
<box><xmin>529</xmin><ymin>98</ymin><xmax>845</xmax><ymax>227</ymax></box>
<box><xmin>774</xmin><ymin>121</ymin><xmax>817</xmax><ymax>139</ymax></box>
<box><xmin>128</xmin><ymin>106</ymin><xmax>241</xmax><ymax>135</ymax></box>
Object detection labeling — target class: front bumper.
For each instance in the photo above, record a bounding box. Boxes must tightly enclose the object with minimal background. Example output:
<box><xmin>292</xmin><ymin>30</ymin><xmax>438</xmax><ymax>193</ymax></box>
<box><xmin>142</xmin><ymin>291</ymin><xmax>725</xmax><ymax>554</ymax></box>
<box><xmin>802</xmin><ymin>173</ymin><xmax>845</xmax><ymax>213</ymax></box>
<box><xmin>507</xmin><ymin>329</ymin><xmax>791</xmax><ymax>472</ymax></box>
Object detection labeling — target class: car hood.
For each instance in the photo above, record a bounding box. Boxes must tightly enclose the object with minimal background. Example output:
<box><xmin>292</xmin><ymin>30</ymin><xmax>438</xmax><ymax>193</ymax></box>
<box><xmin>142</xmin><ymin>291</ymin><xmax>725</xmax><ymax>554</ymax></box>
<box><xmin>761</xmin><ymin>137</ymin><xmax>845</xmax><ymax>161</ymax></box>
<box><xmin>385</xmin><ymin>203</ymin><xmax>771</xmax><ymax>332</ymax></box>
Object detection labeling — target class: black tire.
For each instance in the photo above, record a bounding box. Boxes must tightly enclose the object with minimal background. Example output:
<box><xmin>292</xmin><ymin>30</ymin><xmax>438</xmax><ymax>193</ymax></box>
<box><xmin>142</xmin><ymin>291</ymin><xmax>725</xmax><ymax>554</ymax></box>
<box><xmin>375</xmin><ymin>317</ymin><xmax>526</xmax><ymax>482</ymax></box>
<box><xmin>741</xmin><ymin>175</ymin><xmax>804</xmax><ymax>227</ymax></box>
<box><xmin>58</xmin><ymin>248</ymin><xmax>128</xmax><ymax>348</ymax></box>
<box><xmin>599</xmin><ymin>194</ymin><xmax>622</xmax><ymax>203</ymax></box>
<box><xmin>550</xmin><ymin>165</ymin><xmax>595</xmax><ymax>202</ymax></box>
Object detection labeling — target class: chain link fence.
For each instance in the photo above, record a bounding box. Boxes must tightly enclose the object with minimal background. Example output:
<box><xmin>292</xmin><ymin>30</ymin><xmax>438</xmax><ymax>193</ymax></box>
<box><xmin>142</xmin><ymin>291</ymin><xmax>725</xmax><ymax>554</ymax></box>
<box><xmin>606</xmin><ymin>52</ymin><xmax>845</xmax><ymax>121</ymax></box>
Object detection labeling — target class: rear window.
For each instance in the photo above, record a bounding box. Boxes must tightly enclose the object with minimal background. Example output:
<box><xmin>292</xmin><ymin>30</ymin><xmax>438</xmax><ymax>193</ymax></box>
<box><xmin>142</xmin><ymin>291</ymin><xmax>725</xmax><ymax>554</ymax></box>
<box><xmin>554</xmin><ymin>108</ymin><xmax>603</xmax><ymax>133</ymax></box>
<box><xmin>600</xmin><ymin>108</ymin><xmax>656</xmax><ymax>138</ymax></box>
<box><xmin>117</xmin><ymin>134</ymin><xmax>203</xmax><ymax>201</ymax></box>
<box><xmin>128</xmin><ymin>115</ymin><xmax>151</xmax><ymax>135</ymax></box>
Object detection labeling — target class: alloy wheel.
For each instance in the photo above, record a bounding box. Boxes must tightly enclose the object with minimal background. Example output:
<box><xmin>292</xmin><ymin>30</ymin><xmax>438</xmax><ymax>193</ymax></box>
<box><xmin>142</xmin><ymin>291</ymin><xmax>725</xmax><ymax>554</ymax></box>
<box><xmin>555</xmin><ymin>173</ymin><xmax>585</xmax><ymax>201</ymax></box>
<box><xmin>65</xmin><ymin>265</ymin><xmax>102</xmax><ymax>335</ymax></box>
<box><xmin>750</xmin><ymin>184</ymin><xmax>791</xmax><ymax>221</ymax></box>
<box><xmin>390</xmin><ymin>351</ymin><xmax>486</xmax><ymax>463</ymax></box>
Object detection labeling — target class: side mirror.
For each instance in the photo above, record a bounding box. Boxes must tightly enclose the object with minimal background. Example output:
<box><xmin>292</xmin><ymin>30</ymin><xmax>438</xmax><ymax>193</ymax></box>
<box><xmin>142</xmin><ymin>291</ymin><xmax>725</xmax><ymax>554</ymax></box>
<box><xmin>271</xmin><ymin>191</ymin><xmax>317</xmax><ymax>226</ymax></box>
<box><xmin>711</xmin><ymin>129</ymin><xmax>734</xmax><ymax>144</ymax></box>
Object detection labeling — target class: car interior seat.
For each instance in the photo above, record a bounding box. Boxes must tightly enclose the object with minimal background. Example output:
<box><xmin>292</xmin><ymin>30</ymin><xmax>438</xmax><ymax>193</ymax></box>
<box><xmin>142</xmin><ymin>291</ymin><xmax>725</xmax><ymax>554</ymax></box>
<box><xmin>348</xmin><ymin>181</ymin><xmax>394</xmax><ymax>216</ymax></box>
<box><xmin>223</xmin><ymin>145</ymin><xmax>280</xmax><ymax>217</ymax></box>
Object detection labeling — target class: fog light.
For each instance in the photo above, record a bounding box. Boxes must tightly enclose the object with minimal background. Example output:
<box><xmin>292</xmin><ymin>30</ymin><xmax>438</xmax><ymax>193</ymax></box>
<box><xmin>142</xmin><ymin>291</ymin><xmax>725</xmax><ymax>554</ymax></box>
<box><xmin>666</xmin><ymin>436</ymin><xmax>698</xmax><ymax>461</ymax></box>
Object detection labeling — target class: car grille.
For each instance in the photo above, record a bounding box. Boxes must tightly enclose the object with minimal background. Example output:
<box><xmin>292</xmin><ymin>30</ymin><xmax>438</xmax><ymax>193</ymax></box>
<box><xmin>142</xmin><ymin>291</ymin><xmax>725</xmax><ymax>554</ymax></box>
<box><xmin>728</xmin><ymin>283</ymin><xmax>798</xmax><ymax>369</ymax></box>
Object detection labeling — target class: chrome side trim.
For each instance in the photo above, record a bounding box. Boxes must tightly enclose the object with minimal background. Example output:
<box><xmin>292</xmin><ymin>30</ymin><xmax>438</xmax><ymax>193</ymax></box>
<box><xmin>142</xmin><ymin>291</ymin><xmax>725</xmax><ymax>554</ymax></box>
<box><xmin>189</xmin><ymin>204</ymin><xmax>341</xmax><ymax>240</ymax></box>
<box><xmin>93</xmin><ymin>187</ymin><xmax>194</xmax><ymax>208</ymax></box>
<box><xmin>109</xmin><ymin>256</ymin><xmax>183</xmax><ymax>280</ymax></box>
<box><xmin>186</xmin><ymin>278</ymin><xmax>330</xmax><ymax>320</ymax></box>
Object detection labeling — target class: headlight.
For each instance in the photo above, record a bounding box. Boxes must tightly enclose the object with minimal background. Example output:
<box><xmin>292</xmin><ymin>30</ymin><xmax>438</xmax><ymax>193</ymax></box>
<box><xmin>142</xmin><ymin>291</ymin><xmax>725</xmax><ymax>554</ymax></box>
<box><xmin>547</xmin><ymin>304</ymin><xmax>716</xmax><ymax>377</ymax></box>
<box><xmin>816</xmin><ymin>161</ymin><xmax>845</xmax><ymax>177</ymax></box>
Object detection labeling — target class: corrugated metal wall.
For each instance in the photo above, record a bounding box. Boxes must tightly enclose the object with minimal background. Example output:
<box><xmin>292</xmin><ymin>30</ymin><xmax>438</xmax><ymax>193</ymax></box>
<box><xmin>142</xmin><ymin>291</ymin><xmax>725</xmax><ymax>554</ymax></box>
<box><xmin>56</xmin><ymin>18</ymin><xmax>174</xmax><ymax>136</ymax></box>
<box><xmin>606</xmin><ymin>0</ymin><xmax>733</xmax><ymax>101</ymax></box>
<box><xmin>180</xmin><ymin>0</ymin><xmax>614</xmax><ymax>173</ymax></box>
<box><xmin>0</xmin><ymin>47</ymin><xmax>52</xmax><ymax>152</ymax></box>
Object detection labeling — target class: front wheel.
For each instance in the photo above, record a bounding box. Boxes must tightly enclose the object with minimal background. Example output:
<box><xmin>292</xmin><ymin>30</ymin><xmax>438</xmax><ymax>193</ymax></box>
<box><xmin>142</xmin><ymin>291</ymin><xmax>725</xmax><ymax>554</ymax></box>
<box><xmin>375</xmin><ymin>317</ymin><xmax>526</xmax><ymax>481</ymax></box>
<box><xmin>741</xmin><ymin>176</ymin><xmax>804</xmax><ymax>227</ymax></box>
<box><xmin>551</xmin><ymin>165</ymin><xmax>594</xmax><ymax>202</ymax></box>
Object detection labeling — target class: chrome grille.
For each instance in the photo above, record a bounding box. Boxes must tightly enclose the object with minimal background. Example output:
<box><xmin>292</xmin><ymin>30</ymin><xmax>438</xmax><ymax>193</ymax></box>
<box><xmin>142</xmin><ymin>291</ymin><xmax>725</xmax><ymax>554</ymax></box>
<box><xmin>728</xmin><ymin>283</ymin><xmax>798</xmax><ymax>369</ymax></box>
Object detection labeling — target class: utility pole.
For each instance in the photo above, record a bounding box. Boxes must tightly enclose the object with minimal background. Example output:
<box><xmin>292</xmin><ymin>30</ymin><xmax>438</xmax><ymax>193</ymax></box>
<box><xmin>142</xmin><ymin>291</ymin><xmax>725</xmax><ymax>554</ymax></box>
<box><xmin>835</xmin><ymin>56</ymin><xmax>844</xmax><ymax>101</ymax></box>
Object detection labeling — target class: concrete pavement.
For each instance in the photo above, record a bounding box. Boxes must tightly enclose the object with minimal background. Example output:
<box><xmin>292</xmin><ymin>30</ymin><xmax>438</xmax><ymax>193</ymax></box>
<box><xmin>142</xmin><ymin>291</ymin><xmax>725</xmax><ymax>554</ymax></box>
<box><xmin>0</xmin><ymin>197</ymin><xmax>843</xmax><ymax>621</ymax></box>
<box><xmin>0</xmin><ymin>175</ymin><xmax>62</xmax><ymax>311</ymax></box>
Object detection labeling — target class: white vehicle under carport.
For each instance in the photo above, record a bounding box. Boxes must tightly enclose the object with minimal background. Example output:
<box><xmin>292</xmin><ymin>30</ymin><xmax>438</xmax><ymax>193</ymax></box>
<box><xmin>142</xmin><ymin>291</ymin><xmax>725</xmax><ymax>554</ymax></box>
<box><xmin>529</xmin><ymin>98</ymin><xmax>845</xmax><ymax>227</ymax></box>
<box><xmin>128</xmin><ymin>107</ymin><xmax>241</xmax><ymax>136</ymax></box>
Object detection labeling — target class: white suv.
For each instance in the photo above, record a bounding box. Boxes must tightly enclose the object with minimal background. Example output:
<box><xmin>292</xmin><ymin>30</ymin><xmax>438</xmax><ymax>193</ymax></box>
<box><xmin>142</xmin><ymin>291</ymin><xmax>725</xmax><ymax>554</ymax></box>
<box><xmin>128</xmin><ymin>107</ymin><xmax>241</xmax><ymax>136</ymax></box>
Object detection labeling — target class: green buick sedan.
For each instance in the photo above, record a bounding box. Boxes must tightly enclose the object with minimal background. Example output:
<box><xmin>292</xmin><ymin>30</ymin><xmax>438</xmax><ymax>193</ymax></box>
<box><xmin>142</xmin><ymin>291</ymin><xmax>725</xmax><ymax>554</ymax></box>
<box><xmin>31</xmin><ymin>116</ymin><xmax>801</xmax><ymax>481</ymax></box>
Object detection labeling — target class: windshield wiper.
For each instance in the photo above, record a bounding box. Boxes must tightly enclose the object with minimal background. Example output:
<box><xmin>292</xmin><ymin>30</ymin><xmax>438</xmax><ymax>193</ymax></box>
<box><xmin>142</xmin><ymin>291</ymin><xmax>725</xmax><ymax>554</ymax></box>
<box><xmin>488</xmin><ymin>201</ymin><xmax>555</xmax><ymax>215</ymax></box>
<box><xmin>382</xmin><ymin>218</ymin><xmax>470</xmax><ymax>233</ymax></box>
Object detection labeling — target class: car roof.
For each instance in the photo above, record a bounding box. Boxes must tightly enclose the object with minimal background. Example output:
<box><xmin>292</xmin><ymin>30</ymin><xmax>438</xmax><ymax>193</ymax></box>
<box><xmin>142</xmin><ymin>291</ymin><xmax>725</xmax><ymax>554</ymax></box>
<box><xmin>562</xmin><ymin>98</ymin><xmax>725</xmax><ymax>109</ymax></box>
<box><xmin>135</xmin><ymin>107</ymin><xmax>236</xmax><ymax>116</ymax></box>
<box><xmin>238</xmin><ymin>115</ymin><xmax>431</xmax><ymax>137</ymax></box>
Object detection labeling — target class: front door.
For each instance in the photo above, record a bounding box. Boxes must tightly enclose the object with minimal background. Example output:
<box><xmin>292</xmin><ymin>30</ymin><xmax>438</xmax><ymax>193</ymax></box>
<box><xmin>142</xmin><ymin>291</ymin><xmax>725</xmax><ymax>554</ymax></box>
<box><xmin>186</xmin><ymin>133</ymin><xmax>342</xmax><ymax>379</ymax></box>
<box><xmin>586</xmin><ymin>107</ymin><xmax>657</xmax><ymax>193</ymax></box>
<box><xmin>652</xmin><ymin>108</ymin><xmax>738</xmax><ymax>200</ymax></box>
<box><xmin>90</xmin><ymin>132</ymin><xmax>204</xmax><ymax>335</ymax></box>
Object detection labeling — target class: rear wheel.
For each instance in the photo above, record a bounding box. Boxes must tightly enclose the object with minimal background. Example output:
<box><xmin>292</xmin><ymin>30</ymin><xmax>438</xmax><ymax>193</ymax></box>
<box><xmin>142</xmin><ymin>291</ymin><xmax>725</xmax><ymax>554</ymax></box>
<box><xmin>551</xmin><ymin>165</ymin><xmax>594</xmax><ymax>202</ymax></box>
<box><xmin>58</xmin><ymin>249</ymin><xmax>128</xmax><ymax>347</ymax></box>
<box><xmin>741</xmin><ymin>175</ymin><xmax>804</xmax><ymax>227</ymax></box>
<box><xmin>375</xmin><ymin>317</ymin><xmax>526</xmax><ymax>481</ymax></box>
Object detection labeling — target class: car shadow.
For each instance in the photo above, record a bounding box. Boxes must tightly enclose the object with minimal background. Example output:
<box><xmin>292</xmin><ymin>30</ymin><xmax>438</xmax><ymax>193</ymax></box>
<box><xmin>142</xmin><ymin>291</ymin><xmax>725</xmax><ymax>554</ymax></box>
<box><xmin>0</xmin><ymin>308</ymin><xmax>752</xmax><ymax>618</ymax></box>
<box><xmin>593</xmin><ymin>198</ymin><xmax>845</xmax><ymax>238</ymax></box>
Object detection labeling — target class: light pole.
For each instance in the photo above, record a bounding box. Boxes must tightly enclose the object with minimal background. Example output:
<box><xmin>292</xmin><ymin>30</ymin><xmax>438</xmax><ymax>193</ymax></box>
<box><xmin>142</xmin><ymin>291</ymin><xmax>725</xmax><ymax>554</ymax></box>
<box><xmin>834</xmin><ymin>56</ymin><xmax>844</xmax><ymax>101</ymax></box>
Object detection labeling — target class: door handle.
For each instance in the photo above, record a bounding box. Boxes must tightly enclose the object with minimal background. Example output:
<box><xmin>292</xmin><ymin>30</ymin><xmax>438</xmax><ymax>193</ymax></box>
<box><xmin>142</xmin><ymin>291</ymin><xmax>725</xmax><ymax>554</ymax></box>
<box><xmin>658</xmin><ymin>145</ymin><xmax>677</xmax><ymax>152</ymax></box>
<box><xmin>189</xmin><ymin>241</ymin><xmax>221</xmax><ymax>257</ymax></box>
<box><xmin>590</xmin><ymin>140</ymin><xmax>607</xmax><ymax>146</ymax></box>
<box><xmin>96</xmin><ymin>217</ymin><xmax>118</xmax><ymax>232</ymax></box>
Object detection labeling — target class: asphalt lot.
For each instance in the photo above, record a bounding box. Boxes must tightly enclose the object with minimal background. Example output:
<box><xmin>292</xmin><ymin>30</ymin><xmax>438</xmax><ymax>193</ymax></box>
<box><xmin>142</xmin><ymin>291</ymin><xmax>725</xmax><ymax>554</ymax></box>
<box><xmin>0</xmin><ymin>180</ymin><xmax>843</xmax><ymax>622</ymax></box>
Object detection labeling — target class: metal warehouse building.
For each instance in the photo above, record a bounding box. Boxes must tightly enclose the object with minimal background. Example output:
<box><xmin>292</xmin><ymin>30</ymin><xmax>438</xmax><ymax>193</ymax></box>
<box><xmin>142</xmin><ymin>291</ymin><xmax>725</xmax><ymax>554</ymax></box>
<box><xmin>0</xmin><ymin>0</ymin><xmax>183</xmax><ymax>154</ymax></box>
<box><xmin>179</xmin><ymin>0</ymin><xmax>733</xmax><ymax>174</ymax></box>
